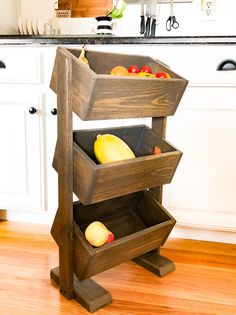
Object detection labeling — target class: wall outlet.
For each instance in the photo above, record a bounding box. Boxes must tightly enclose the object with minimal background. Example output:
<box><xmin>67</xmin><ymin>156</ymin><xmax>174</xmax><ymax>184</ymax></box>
<box><xmin>201</xmin><ymin>0</ymin><xmax>217</xmax><ymax>21</ymax></box>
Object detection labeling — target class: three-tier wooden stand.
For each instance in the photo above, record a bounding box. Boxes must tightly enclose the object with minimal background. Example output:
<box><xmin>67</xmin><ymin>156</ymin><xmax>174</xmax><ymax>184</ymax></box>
<box><xmin>49</xmin><ymin>47</ymin><xmax>188</xmax><ymax>313</ymax></box>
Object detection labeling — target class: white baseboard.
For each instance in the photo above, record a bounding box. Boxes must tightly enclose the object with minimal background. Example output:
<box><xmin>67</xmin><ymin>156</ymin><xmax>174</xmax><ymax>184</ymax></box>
<box><xmin>1</xmin><ymin>209</ymin><xmax>235</xmax><ymax>244</ymax></box>
<box><xmin>0</xmin><ymin>209</ymin><xmax>54</xmax><ymax>225</ymax></box>
<box><xmin>170</xmin><ymin>224</ymin><xmax>236</xmax><ymax>244</ymax></box>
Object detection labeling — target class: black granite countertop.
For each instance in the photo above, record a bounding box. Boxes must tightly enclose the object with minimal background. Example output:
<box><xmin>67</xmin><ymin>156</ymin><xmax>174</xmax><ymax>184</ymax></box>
<box><xmin>0</xmin><ymin>35</ymin><xmax>236</xmax><ymax>45</ymax></box>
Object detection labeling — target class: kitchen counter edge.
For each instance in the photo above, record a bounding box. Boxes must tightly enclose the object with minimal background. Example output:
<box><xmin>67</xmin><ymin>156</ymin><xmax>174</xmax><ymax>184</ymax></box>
<box><xmin>0</xmin><ymin>35</ymin><xmax>236</xmax><ymax>45</ymax></box>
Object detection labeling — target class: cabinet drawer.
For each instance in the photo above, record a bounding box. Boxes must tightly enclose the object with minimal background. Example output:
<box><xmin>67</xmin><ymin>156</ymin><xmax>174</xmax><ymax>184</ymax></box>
<box><xmin>146</xmin><ymin>45</ymin><xmax>236</xmax><ymax>87</ymax></box>
<box><xmin>0</xmin><ymin>48</ymin><xmax>42</xmax><ymax>84</ymax></box>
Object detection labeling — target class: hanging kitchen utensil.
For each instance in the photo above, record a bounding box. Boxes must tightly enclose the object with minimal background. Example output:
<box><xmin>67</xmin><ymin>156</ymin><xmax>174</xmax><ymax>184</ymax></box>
<box><xmin>144</xmin><ymin>0</ymin><xmax>152</xmax><ymax>37</ymax></box>
<box><xmin>156</xmin><ymin>0</ymin><xmax>162</xmax><ymax>28</ymax></box>
<box><xmin>166</xmin><ymin>0</ymin><xmax>179</xmax><ymax>31</ymax></box>
<box><xmin>150</xmin><ymin>0</ymin><xmax>157</xmax><ymax>37</ymax></box>
<box><xmin>140</xmin><ymin>0</ymin><xmax>145</xmax><ymax>34</ymax></box>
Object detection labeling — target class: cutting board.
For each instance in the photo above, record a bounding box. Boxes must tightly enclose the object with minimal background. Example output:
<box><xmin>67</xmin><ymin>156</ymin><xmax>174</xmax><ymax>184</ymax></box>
<box><xmin>58</xmin><ymin>0</ymin><xmax>113</xmax><ymax>17</ymax></box>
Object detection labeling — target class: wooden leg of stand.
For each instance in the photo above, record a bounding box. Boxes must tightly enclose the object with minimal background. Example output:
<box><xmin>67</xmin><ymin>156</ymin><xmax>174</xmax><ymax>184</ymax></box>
<box><xmin>134</xmin><ymin>117</ymin><xmax>176</xmax><ymax>277</ymax></box>
<box><xmin>133</xmin><ymin>249</ymin><xmax>175</xmax><ymax>277</ymax></box>
<box><xmin>51</xmin><ymin>267</ymin><xmax>112</xmax><ymax>313</ymax></box>
<box><xmin>55</xmin><ymin>48</ymin><xmax>74</xmax><ymax>299</ymax></box>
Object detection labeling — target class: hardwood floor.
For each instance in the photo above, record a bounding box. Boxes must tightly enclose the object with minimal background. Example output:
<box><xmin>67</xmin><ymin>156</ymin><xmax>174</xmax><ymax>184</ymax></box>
<box><xmin>0</xmin><ymin>220</ymin><xmax>235</xmax><ymax>315</ymax></box>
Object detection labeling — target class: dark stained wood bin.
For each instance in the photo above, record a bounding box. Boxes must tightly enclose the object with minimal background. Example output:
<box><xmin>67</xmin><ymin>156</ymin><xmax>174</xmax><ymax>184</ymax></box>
<box><xmin>51</xmin><ymin>190</ymin><xmax>176</xmax><ymax>281</ymax></box>
<box><xmin>53</xmin><ymin>125</ymin><xmax>182</xmax><ymax>205</ymax></box>
<box><xmin>50</xmin><ymin>47</ymin><xmax>188</xmax><ymax>120</ymax></box>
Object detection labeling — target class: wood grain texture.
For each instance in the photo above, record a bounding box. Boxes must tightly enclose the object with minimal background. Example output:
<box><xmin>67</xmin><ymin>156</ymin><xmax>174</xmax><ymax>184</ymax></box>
<box><xmin>51</xmin><ymin>191</ymin><xmax>175</xmax><ymax>281</ymax></box>
<box><xmin>54</xmin><ymin>47</ymin><xmax>74</xmax><ymax>299</ymax></box>
<box><xmin>51</xmin><ymin>267</ymin><xmax>112</xmax><ymax>312</ymax></box>
<box><xmin>0</xmin><ymin>220</ymin><xmax>235</xmax><ymax>315</ymax></box>
<box><xmin>53</xmin><ymin>125</ymin><xmax>182</xmax><ymax>204</ymax></box>
<box><xmin>50</xmin><ymin>48</ymin><xmax>188</xmax><ymax>120</ymax></box>
<box><xmin>72</xmin><ymin>191</ymin><xmax>175</xmax><ymax>280</ymax></box>
<box><xmin>59</xmin><ymin>0</ymin><xmax>113</xmax><ymax>17</ymax></box>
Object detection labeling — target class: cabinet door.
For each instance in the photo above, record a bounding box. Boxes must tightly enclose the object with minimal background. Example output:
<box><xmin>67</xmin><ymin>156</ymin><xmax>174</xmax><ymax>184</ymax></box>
<box><xmin>0</xmin><ymin>88</ymin><xmax>44</xmax><ymax>212</ymax></box>
<box><xmin>44</xmin><ymin>91</ymin><xmax>58</xmax><ymax>212</ymax></box>
<box><xmin>164</xmin><ymin>86</ymin><xmax>236</xmax><ymax>233</ymax></box>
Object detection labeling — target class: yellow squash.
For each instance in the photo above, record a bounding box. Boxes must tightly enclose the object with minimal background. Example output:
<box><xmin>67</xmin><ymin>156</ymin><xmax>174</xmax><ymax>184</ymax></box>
<box><xmin>94</xmin><ymin>134</ymin><xmax>135</xmax><ymax>164</ymax></box>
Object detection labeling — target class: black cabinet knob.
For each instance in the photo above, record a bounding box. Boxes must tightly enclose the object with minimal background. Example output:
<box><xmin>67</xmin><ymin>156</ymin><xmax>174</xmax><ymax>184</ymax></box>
<box><xmin>51</xmin><ymin>108</ymin><xmax>57</xmax><ymax>115</ymax></box>
<box><xmin>29</xmin><ymin>107</ymin><xmax>37</xmax><ymax>114</ymax></box>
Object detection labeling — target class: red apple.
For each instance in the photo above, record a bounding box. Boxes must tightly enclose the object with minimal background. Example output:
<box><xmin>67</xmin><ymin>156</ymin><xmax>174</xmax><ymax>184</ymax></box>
<box><xmin>140</xmin><ymin>65</ymin><xmax>152</xmax><ymax>74</ymax></box>
<box><xmin>155</xmin><ymin>71</ymin><xmax>171</xmax><ymax>79</ymax></box>
<box><xmin>105</xmin><ymin>231</ymin><xmax>115</xmax><ymax>243</ymax></box>
<box><xmin>128</xmin><ymin>64</ymin><xmax>139</xmax><ymax>74</ymax></box>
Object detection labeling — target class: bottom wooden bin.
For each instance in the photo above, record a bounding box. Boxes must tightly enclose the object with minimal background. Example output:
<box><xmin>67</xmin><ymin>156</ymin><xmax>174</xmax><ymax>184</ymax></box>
<box><xmin>73</xmin><ymin>190</ymin><xmax>176</xmax><ymax>281</ymax></box>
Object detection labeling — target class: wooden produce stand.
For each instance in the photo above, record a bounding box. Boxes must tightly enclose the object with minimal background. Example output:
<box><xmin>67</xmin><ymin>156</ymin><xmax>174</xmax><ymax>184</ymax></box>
<box><xmin>49</xmin><ymin>47</ymin><xmax>188</xmax><ymax>313</ymax></box>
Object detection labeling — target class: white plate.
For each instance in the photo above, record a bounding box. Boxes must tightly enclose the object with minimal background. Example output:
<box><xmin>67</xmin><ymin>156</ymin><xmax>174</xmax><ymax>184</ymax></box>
<box><xmin>37</xmin><ymin>19</ymin><xmax>46</xmax><ymax>35</ymax></box>
<box><xmin>32</xmin><ymin>19</ymin><xmax>38</xmax><ymax>35</ymax></box>
<box><xmin>18</xmin><ymin>17</ymin><xmax>23</xmax><ymax>35</ymax></box>
<box><xmin>26</xmin><ymin>18</ymin><xmax>33</xmax><ymax>35</ymax></box>
<box><xmin>22</xmin><ymin>18</ymin><xmax>28</xmax><ymax>35</ymax></box>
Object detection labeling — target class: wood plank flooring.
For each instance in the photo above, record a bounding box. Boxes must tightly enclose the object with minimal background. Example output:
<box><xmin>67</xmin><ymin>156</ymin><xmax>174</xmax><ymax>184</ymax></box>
<box><xmin>0</xmin><ymin>220</ymin><xmax>235</xmax><ymax>315</ymax></box>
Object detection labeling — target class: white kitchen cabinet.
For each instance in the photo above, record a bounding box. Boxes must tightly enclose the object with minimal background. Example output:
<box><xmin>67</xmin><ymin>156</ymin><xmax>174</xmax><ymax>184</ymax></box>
<box><xmin>165</xmin><ymin>88</ymin><xmax>236</xmax><ymax>236</ymax></box>
<box><xmin>0</xmin><ymin>88</ymin><xmax>44</xmax><ymax>212</ymax></box>
<box><xmin>150</xmin><ymin>45</ymin><xmax>236</xmax><ymax>243</ymax></box>
<box><xmin>0</xmin><ymin>46</ymin><xmax>57</xmax><ymax>223</ymax></box>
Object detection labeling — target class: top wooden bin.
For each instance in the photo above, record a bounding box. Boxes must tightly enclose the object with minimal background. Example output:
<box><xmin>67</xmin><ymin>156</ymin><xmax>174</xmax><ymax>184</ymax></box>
<box><xmin>50</xmin><ymin>47</ymin><xmax>188</xmax><ymax>120</ymax></box>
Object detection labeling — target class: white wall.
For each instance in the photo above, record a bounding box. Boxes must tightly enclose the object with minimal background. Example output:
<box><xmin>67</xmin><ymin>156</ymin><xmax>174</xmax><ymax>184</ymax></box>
<box><xmin>1</xmin><ymin>0</ymin><xmax>236</xmax><ymax>36</ymax></box>
<box><xmin>119</xmin><ymin>0</ymin><xmax>236</xmax><ymax>36</ymax></box>
<box><xmin>0</xmin><ymin>0</ymin><xmax>18</xmax><ymax>34</ymax></box>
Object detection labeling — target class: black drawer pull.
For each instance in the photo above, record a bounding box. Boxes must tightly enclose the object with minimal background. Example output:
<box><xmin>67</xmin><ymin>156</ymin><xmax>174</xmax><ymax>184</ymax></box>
<box><xmin>217</xmin><ymin>59</ymin><xmax>236</xmax><ymax>71</ymax></box>
<box><xmin>0</xmin><ymin>60</ymin><xmax>6</xmax><ymax>68</ymax></box>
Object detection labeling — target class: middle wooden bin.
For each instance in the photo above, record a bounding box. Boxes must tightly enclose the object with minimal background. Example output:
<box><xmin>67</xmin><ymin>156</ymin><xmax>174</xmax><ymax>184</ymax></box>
<box><xmin>53</xmin><ymin>124</ymin><xmax>182</xmax><ymax>204</ymax></box>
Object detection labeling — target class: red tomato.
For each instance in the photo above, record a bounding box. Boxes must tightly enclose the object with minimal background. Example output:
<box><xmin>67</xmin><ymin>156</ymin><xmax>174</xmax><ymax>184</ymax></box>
<box><xmin>140</xmin><ymin>66</ymin><xmax>152</xmax><ymax>74</ymax></box>
<box><xmin>155</xmin><ymin>71</ymin><xmax>171</xmax><ymax>79</ymax></box>
<box><xmin>128</xmin><ymin>64</ymin><xmax>139</xmax><ymax>74</ymax></box>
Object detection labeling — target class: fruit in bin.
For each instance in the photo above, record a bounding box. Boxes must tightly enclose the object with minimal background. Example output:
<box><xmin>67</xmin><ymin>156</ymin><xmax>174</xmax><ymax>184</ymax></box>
<box><xmin>153</xmin><ymin>146</ymin><xmax>162</xmax><ymax>155</ymax></box>
<box><xmin>78</xmin><ymin>46</ymin><xmax>89</xmax><ymax>66</ymax></box>
<box><xmin>106</xmin><ymin>231</ymin><xmax>115</xmax><ymax>243</ymax></box>
<box><xmin>155</xmin><ymin>71</ymin><xmax>171</xmax><ymax>79</ymax></box>
<box><xmin>94</xmin><ymin>134</ymin><xmax>135</xmax><ymax>164</ymax></box>
<box><xmin>110</xmin><ymin>66</ymin><xmax>129</xmax><ymax>76</ymax></box>
<box><xmin>140</xmin><ymin>65</ymin><xmax>152</xmax><ymax>74</ymax></box>
<box><xmin>128</xmin><ymin>64</ymin><xmax>140</xmax><ymax>74</ymax></box>
<box><xmin>137</xmin><ymin>72</ymin><xmax>155</xmax><ymax>78</ymax></box>
<box><xmin>85</xmin><ymin>221</ymin><xmax>115</xmax><ymax>247</ymax></box>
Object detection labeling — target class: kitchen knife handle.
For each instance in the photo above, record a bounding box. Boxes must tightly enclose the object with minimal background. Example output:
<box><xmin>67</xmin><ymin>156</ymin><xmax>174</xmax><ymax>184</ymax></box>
<box><xmin>150</xmin><ymin>19</ymin><xmax>156</xmax><ymax>37</ymax></box>
<box><xmin>140</xmin><ymin>15</ymin><xmax>145</xmax><ymax>34</ymax></box>
<box><xmin>144</xmin><ymin>17</ymin><xmax>151</xmax><ymax>37</ymax></box>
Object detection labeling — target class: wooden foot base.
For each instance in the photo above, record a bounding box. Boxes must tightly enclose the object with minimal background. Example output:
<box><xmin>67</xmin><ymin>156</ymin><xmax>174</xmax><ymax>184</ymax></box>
<box><xmin>50</xmin><ymin>267</ymin><xmax>112</xmax><ymax>313</ymax></box>
<box><xmin>133</xmin><ymin>250</ymin><xmax>175</xmax><ymax>277</ymax></box>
